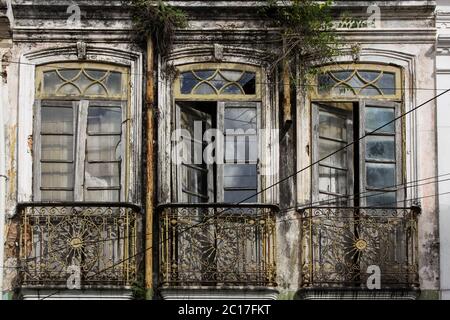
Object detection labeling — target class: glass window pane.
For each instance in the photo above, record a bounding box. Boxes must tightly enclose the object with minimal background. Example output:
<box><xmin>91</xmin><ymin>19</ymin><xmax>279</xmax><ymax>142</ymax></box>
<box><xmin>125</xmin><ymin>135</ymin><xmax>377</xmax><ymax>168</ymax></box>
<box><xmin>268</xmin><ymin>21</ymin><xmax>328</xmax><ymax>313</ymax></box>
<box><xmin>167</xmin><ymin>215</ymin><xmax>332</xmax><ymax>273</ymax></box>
<box><xmin>319</xmin><ymin>165</ymin><xmax>347</xmax><ymax>195</ymax></box>
<box><xmin>222</xmin><ymin>84</ymin><xmax>242</xmax><ymax>94</ymax></box>
<box><xmin>41</xmin><ymin>190</ymin><xmax>74</xmax><ymax>202</ymax></box>
<box><xmin>224</xmin><ymin>175</ymin><xmax>257</xmax><ymax>189</ymax></box>
<box><xmin>239</xmin><ymin>72</ymin><xmax>256</xmax><ymax>94</ymax></box>
<box><xmin>347</xmin><ymin>74</ymin><xmax>365</xmax><ymax>91</ymax></box>
<box><xmin>224</xmin><ymin>190</ymin><xmax>257</xmax><ymax>203</ymax></box>
<box><xmin>57</xmin><ymin>84</ymin><xmax>81</xmax><ymax>96</ymax></box>
<box><xmin>221</xmin><ymin>70</ymin><xmax>243</xmax><ymax>82</ymax></box>
<box><xmin>41</xmin><ymin>163</ymin><xmax>74</xmax><ymax>189</ymax></box>
<box><xmin>236</xmin><ymin>136</ymin><xmax>246</xmax><ymax>161</ymax></box>
<box><xmin>360</xmin><ymin>86</ymin><xmax>381</xmax><ymax>96</ymax></box>
<box><xmin>366</xmin><ymin>163</ymin><xmax>395</xmax><ymax>189</ymax></box>
<box><xmin>365</xmin><ymin>106</ymin><xmax>395</xmax><ymax>133</ymax></box>
<box><xmin>366</xmin><ymin>191</ymin><xmax>396</xmax><ymax>207</ymax></box>
<box><xmin>43</xmin><ymin>71</ymin><xmax>64</xmax><ymax>94</ymax></box>
<box><xmin>72</xmin><ymin>72</ymin><xmax>92</xmax><ymax>94</ymax></box>
<box><xmin>85</xmin><ymin>189</ymin><xmax>119</xmax><ymax>202</ymax></box>
<box><xmin>88</xmin><ymin>107</ymin><xmax>122</xmax><ymax>134</ymax></box>
<box><xmin>359</xmin><ymin>71</ymin><xmax>381</xmax><ymax>82</ymax></box>
<box><xmin>318</xmin><ymin>73</ymin><xmax>336</xmax><ymax>93</ymax></box>
<box><xmin>319</xmin><ymin>139</ymin><xmax>347</xmax><ymax>168</ymax></box>
<box><xmin>43</xmin><ymin>68</ymin><xmax>124</xmax><ymax>98</ymax></box>
<box><xmin>366</xmin><ymin>136</ymin><xmax>395</xmax><ymax>161</ymax></box>
<box><xmin>331</xmin><ymin>71</ymin><xmax>353</xmax><ymax>81</ymax></box>
<box><xmin>85</xmin><ymin>162</ymin><xmax>120</xmax><ymax>188</ymax></box>
<box><xmin>85</xmin><ymin>83</ymin><xmax>108</xmax><ymax>96</ymax></box>
<box><xmin>225</xmin><ymin>108</ymin><xmax>257</xmax><ymax>130</ymax></box>
<box><xmin>248</xmin><ymin>135</ymin><xmax>258</xmax><ymax>162</ymax></box>
<box><xmin>224</xmin><ymin>164</ymin><xmax>257</xmax><ymax>189</ymax></box>
<box><xmin>211</xmin><ymin>73</ymin><xmax>227</xmax><ymax>90</ymax></box>
<box><xmin>318</xmin><ymin>192</ymin><xmax>348</xmax><ymax>206</ymax></box>
<box><xmin>86</xmin><ymin>136</ymin><xmax>121</xmax><ymax>162</ymax></box>
<box><xmin>332</xmin><ymin>84</ymin><xmax>355</xmax><ymax>97</ymax></box>
<box><xmin>41</xmin><ymin>106</ymin><xmax>73</xmax><ymax>134</ymax></box>
<box><xmin>319</xmin><ymin>110</ymin><xmax>348</xmax><ymax>141</ymax></box>
<box><xmin>181</xmin><ymin>72</ymin><xmax>198</xmax><ymax>94</ymax></box>
<box><xmin>41</xmin><ymin>136</ymin><xmax>73</xmax><ymax>161</ymax></box>
<box><xmin>85</xmin><ymin>70</ymin><xmax>107</xmax><ymax>80</ymax></box>
<box><xmin>194</xmin><ymin>70</ymin><xmax>215</xmax><ymax>80</ymax></box>
<box><xmin>225</xmin><ymin>135</ymin><xmax>235</xmax><ymax>162</ymax></box>
<box><xmin>193</xmin><ymin>83</ymin><xmax>215</xmax><ymax>94</ymax></box>
<box><xmin>376</xmin><ymin>72</ymin><xmax>395</xmax><ymax>95</ymax></box>
<box><xmin>105</xmin><ymin>72</ymin><xmax>122</xmax><ymax>95</ymax></box>
<box><xmin>182</xmin><ymin>164</ymin><xmax>207</xmax><ymax>197</ymax></box>
<box><xmin>59</xmin><ymin>69</ymin><xmax>80</xmax><ymax>80</ymax></box>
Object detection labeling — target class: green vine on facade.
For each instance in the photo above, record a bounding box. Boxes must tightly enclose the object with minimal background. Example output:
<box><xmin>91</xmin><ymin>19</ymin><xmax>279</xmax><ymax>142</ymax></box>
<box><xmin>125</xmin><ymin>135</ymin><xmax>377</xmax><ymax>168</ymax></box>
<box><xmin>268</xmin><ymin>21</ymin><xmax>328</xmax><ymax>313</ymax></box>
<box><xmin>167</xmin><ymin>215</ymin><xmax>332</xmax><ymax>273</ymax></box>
<box><xmin>130</xmin><ymin>0</ymin><xmax>188</xmax><ymax>56</ymax></box>
<box><xmin>260</xmin><ymin>0</ymin><xmax>341</xmax><ymax>84</ymax></box>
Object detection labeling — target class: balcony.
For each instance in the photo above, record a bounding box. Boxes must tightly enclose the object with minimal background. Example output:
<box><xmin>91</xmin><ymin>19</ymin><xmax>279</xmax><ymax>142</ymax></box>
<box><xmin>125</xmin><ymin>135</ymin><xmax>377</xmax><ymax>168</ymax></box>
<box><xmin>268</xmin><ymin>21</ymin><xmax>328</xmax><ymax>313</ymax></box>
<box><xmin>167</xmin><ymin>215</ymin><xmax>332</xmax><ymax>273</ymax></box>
<box><xmin>298</xmin><ymin>206</ymin><xmax>420</xmax><ymax>299</ymax></box>
<box><xmin>158</xmin><ymin>203</ymin><xmax>278</xmax><ymax>298</ymax></box>
<box><xmin>18</xmin><ymin>202</ymin><xmax>141</xmax><ymax>290</ymax></box>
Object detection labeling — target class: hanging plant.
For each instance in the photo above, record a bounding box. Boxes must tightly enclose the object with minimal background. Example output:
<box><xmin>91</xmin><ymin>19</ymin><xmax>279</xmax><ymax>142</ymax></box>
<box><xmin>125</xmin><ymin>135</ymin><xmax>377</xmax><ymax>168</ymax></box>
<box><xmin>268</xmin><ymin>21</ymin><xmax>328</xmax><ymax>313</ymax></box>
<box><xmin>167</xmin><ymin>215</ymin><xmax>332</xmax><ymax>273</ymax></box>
<box><xmin>130</xmin><ymin>0</ymin><xmax>188</xmax><ymax>56</ymax></box>
<box><xmin>260</xmin><ymin>0</ymin><xmax>342</xmax><ymax>84</ymax></box>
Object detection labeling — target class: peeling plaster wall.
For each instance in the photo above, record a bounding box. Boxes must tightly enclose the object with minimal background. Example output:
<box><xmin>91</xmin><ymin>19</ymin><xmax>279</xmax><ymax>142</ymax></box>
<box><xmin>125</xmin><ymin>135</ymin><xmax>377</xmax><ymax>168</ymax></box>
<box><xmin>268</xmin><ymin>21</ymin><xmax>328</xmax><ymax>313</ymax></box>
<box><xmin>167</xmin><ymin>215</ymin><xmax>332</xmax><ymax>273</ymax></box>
<box><xmin>1</xmin><ymin>0</ymin><xmax>13</xmax><ymax>300</ymax></box>
<box><xmin>437</xmin><ymin>0</ymin><xmax>450</xmax><ymax>300</ymax></box>
<box><xmin>0</xmin><ymin>0</ymin><xmax>441</xmax><ymax>300</ymax></box>
<box><xmin>1</xmin><ymin>0</ymin><xmax>145</xmax><ymax>299</ymax></box>
<box><xmin>168</xmin><ymin>1</ymin><xmax>439</xmax><ymax>299</ymax></box>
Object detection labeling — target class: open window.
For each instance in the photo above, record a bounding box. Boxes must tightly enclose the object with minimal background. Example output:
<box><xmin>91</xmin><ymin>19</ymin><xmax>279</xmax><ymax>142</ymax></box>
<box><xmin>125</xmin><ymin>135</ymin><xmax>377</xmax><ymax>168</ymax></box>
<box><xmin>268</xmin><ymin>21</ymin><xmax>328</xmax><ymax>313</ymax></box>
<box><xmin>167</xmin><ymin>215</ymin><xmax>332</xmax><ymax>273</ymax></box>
<box><xmin>174</xmin><ymin>101</ymin><xmax>260</xmax><ymax>204</ymax></box>
<box><xmin>311</xmin><ymin>64</ymin><xmax>403</xmax><ymax>207</ymax></box>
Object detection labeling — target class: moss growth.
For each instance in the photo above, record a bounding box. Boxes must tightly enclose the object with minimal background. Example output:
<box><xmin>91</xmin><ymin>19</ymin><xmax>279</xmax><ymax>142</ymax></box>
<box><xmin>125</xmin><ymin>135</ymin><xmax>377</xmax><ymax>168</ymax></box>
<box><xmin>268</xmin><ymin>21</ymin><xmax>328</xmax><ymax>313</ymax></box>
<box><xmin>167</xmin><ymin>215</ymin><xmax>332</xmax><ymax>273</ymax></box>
<box><xmin>418</xmin><ymin>290</ymin><xmax>440</xmax><ymax>300</ymax></box>
<box><xmin>276</xmin><ymin>291</ymin><xmax>297</xmax><ymax>300</ymax></box>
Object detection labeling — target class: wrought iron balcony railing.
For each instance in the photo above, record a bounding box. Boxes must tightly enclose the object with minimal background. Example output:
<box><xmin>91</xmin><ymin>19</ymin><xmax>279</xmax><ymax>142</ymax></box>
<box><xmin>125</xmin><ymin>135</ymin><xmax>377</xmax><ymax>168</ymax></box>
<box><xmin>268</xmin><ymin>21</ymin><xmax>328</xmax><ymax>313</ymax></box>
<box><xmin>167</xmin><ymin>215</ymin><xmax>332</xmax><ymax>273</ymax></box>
<box><xmin>18</xmin><ymin>202</ymin><xmax>141</xmax><ymax>289</ymax></box>
<box><xmin>299</xmin><ymin>206</ymin><xmax>420</xmax><ymax>290</ymax></box>
<box><xmin>158</xmin><ymin>203</ymin><xmax>278</xmax><ymax>288</ymax></box>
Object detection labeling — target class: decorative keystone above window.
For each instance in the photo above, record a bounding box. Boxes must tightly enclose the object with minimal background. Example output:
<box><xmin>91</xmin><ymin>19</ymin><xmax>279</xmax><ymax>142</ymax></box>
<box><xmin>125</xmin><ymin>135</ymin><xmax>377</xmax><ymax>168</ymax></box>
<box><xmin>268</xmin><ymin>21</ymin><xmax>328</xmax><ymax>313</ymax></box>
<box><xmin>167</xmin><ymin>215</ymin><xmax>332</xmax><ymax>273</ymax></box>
<box><xmin>313</xmin><ymin>64</ymin><xmax>402</xmax><ymax>100</ymax></box>
<box><xmin>174</xmin><ymin>63</ymin><xmax>260</xmax><ymax>100</ymax></box>
<box><xmin>36</xmin><ymin>63</ymin><xmax>128</xmax><ymax>100</ymax></box>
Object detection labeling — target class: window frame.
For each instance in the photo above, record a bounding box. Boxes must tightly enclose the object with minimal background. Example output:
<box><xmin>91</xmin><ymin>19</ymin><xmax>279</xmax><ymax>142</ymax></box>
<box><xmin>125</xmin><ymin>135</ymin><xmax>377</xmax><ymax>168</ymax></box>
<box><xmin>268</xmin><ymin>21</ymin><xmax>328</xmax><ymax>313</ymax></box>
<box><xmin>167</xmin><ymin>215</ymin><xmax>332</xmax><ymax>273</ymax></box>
<box><xmin>312</xmin><ymin>103</ymin><xmax>354</xmax><ymax>206</ymax></box>
<box><xmin>174</xmin><ymin>63</ymin><xmax>261</xmax><ymax>101</ymax></box>
<box><xmin>33</xmin><ymin>63</ymin><xmax>129</xmax><ymax>203</ymax></box>
<box><xmin>359</xmin><ymin>99</ymin><xmax>404</xmax><ymax>207</ymax></box>
<box><xmin>173</xmin><ymin>101</ymin><xmax>261</xmax><ymax>204</ymax></box>
<box><xmin>217</xmin><ymin>101</ymin><xmax>261</xmax><ymax>203</ymax></box>
<box><xmin>174</xmin><ymin>103</ymin><xmax>214</xmax><ymax>203</ymax></box>
<box><xmin>310</xmin><ymin>63</ymin><xmax>403</xmax><ymax>101</ymax></box>
<box><xmin>310</xmin><ymin>63</ymin><xmax>404</xmax><ymax>208</ymax></box>
<box><xmin>36</xmin><ymin>62</ymin><xmax>129</xmax><ymax>101</ymax></box>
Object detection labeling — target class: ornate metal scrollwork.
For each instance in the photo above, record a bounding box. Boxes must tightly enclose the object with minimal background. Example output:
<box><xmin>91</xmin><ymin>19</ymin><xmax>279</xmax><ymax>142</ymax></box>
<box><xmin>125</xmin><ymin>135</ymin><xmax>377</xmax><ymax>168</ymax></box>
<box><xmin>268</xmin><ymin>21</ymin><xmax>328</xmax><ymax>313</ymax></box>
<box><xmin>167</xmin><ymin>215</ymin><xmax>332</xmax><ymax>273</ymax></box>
<box><xmin>158</xmin><ymin>204</ymin><xmax>278</xmax><ymax>288</ymax></box>
<box><xmin>300</xmin><ymin>206</ymin><xmax>420</xmax><ymax>289</ymax></box>
<box><xmin>19</xmin><ymin>203</ymin><xmax>140</xmax><ymax>288</ymax></box>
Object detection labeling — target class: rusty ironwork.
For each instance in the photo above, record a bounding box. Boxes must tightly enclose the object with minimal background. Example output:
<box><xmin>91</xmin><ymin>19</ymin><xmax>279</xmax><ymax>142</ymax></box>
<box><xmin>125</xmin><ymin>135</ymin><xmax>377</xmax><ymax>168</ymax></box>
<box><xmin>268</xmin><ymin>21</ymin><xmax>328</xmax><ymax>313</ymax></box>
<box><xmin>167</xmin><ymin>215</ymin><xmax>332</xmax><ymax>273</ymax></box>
<box><xmin>158</xmin><ymin>203</ymin><xmax>278</xmax><ymax>287</ymax></box>
<box><xmin>300</xmin><ymin>206</ymin><xmax>420</xmax><ymax>289</ymax></box>
<box><xmin>18</xmin><ymin>202</ymin><xmax>141</xmax><ymax>288</ymax></box>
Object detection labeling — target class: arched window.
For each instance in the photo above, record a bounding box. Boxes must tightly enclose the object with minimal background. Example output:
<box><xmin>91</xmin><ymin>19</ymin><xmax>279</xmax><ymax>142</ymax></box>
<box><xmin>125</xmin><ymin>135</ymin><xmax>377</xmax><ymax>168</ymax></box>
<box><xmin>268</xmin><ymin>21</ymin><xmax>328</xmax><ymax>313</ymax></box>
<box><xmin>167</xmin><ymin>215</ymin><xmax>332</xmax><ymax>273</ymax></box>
<box><xmin>173</xmin><ymin>63</ymin><xmax>262</xmax><ymax>204</ymax></box>
<box><xmin>310</xmin><ymin>63</ymin><xmax>403</xmax><ymax>207</ymax></box>
<box><xmin>174</xmin><ymin>63</ymin><xmax>260</xmax><ymax>100</ymax></box>
<box><xmin>33</xmin><ymin>63</ymin><xmax>129</xmax><ymax>202</ymax></box>
<box><xmin>311</xmin><ymin>63</ymin><xmax>402</xmax><ymax>100</ymax></box>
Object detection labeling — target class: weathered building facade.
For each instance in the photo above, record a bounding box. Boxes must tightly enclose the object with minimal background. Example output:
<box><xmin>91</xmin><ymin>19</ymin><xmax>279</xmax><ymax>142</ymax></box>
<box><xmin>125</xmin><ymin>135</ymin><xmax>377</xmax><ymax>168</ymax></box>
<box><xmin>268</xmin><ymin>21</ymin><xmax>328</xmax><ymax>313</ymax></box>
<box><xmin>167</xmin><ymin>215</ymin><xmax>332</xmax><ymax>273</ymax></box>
<box><xmin>0</xmin><ymin>0</ymin><xmax>442</xmax><ymax>300</ymax></box>
<box><xmin>436</xmin><ymin>0</ymin><xmax>450</xmax><ymax>301</ymax></box>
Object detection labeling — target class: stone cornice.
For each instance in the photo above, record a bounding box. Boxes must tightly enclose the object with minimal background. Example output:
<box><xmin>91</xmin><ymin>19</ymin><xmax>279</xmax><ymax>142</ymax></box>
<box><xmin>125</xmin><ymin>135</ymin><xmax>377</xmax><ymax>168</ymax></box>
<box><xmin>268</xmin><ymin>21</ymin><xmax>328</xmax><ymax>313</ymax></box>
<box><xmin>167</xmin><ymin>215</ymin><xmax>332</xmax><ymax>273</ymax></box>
<box><xmin>437</xmin><ymin>12</ymin><xmax>450</xmax><ymax>30</ymax></box>
<box><xmin>10</xmin><ymin>0</ymin><xmax>436</xmax><ymax>20</ymax></box>
<box><xmin>11</xmin><ymin>27</ymin><xmax>437</xmax><ymax>44</ymax></box>
<box><xmin>437</xmin><ymin>34</ymin><xmax>450</xmax><ymax>55</ymax></box>
<box><xmin>173</xmin><ymin>28</ymin><xmax>436</xmax><ymax>44</ymax></box>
